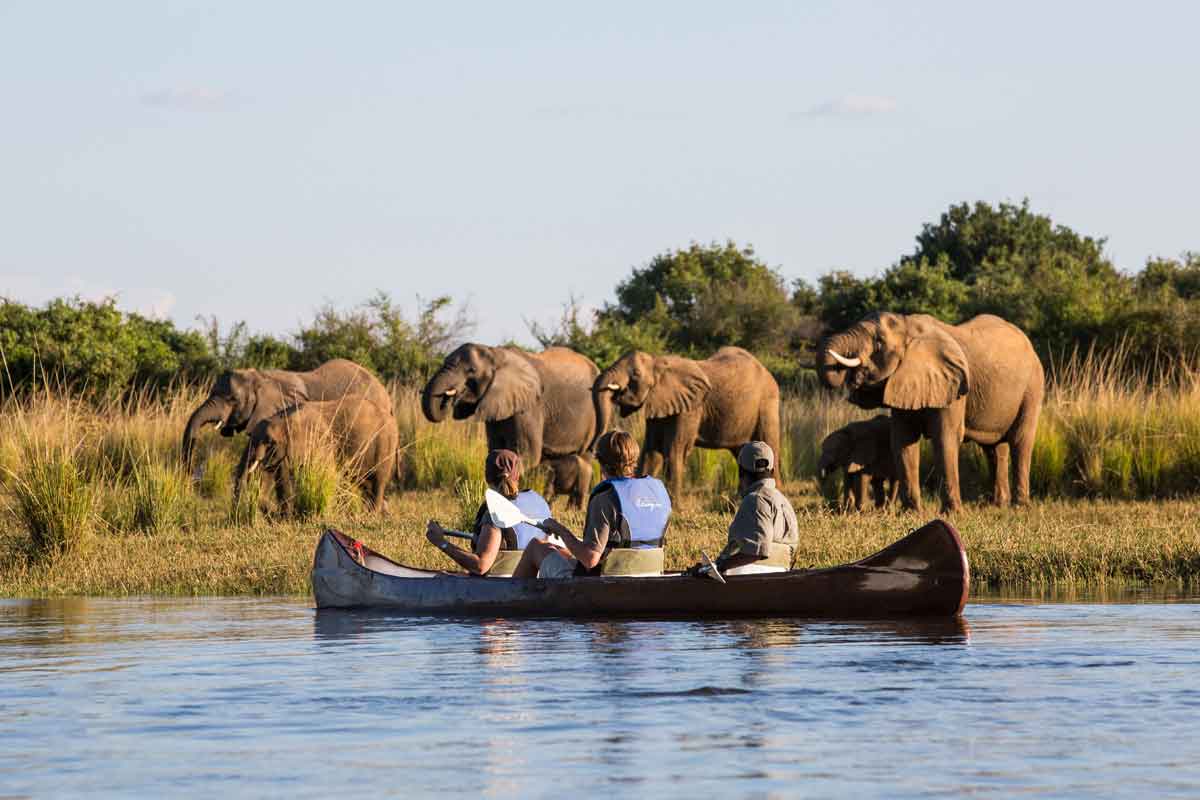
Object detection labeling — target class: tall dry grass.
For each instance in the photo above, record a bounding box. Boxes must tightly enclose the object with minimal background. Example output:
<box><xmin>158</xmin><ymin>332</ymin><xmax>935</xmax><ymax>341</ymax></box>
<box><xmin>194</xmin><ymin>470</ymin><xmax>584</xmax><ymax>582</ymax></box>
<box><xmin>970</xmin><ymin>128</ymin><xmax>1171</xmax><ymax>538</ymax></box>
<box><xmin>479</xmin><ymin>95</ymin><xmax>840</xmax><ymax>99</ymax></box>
<box><xmin>0</xmin><ymin>348</ymin><xmax>1198</xmax><ymax>568</ymax></box>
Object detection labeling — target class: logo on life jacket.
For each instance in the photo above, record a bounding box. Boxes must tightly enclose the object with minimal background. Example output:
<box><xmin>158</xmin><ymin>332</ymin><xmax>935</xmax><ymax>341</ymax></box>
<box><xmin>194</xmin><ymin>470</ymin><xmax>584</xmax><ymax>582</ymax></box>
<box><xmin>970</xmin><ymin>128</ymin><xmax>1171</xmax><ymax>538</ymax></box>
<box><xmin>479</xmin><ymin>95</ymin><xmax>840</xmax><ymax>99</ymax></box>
<box><xmin>635</xmin><ymin>497</ymin><xmax>664</xmax><ymax>510</ymax></box>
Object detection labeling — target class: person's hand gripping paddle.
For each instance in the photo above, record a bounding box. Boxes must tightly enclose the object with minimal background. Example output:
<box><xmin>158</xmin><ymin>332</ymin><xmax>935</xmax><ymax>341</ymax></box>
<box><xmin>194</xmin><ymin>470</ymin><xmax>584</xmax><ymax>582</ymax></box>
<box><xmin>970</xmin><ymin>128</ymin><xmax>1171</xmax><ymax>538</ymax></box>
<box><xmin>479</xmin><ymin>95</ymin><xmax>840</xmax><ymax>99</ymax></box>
<box><xmin>485</xmin><ymin>489</ymin><xmax>565</xmax><ymax>547</ymax></box>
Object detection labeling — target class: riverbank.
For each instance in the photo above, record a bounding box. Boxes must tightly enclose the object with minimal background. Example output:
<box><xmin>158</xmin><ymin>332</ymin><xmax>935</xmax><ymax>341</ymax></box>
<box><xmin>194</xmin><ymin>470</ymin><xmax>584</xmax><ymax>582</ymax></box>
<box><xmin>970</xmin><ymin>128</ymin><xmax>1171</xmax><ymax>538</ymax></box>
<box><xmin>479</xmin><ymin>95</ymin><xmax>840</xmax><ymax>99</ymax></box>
<box><xmin>2</xmin><ymin>487</ymin><xmax>1197</xmax><ymax>596</ymax></box>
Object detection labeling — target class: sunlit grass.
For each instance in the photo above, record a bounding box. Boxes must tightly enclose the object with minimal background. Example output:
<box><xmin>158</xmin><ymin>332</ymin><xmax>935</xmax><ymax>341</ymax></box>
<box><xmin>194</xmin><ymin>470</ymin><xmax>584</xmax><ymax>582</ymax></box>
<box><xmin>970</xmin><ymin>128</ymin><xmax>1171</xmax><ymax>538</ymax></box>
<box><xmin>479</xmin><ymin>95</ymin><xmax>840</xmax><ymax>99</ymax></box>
<box><xmin>0</xmin><ymin>346</ymin><xmax>1199</xmax><ymax>594</ymax></box>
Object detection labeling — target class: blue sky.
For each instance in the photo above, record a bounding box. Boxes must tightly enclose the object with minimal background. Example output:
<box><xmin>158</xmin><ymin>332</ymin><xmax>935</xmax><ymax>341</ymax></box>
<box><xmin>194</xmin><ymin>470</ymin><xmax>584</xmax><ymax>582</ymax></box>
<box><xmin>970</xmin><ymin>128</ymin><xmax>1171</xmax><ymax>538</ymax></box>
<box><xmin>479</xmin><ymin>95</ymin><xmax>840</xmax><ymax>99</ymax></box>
<box><xmin>2</xmin><ymin>1</ymin><xmax>1197</xmax><ymax>345</ymax></box>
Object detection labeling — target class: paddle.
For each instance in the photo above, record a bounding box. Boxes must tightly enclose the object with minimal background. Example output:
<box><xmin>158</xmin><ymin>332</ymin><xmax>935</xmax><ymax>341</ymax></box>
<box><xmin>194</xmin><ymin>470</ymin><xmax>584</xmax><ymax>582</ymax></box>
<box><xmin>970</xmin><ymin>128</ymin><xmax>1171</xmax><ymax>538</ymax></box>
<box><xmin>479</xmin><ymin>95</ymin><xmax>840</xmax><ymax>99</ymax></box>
<box><xmin>698</xmin><ymin>550</ymin><xmax>727</xmax><ymax>584</ymax></box>
<box><xmin>485</xmin><ymin>488</ymin><xmax>545</xmax><ymax>529</ymax></box>
<box><xmin>485</xmin><ymin>489</ymin><xmax>565</xmax><ymax>547</ymax></box>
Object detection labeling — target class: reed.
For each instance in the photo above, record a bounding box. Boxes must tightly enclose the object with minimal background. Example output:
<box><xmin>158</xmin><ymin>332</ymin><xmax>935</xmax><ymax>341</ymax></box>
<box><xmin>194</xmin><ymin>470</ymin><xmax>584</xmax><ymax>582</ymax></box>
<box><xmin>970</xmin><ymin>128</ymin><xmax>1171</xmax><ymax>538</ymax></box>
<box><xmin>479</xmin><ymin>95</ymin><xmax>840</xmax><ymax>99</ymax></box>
<box><xmin>130</xmin><ymin>461</ymin><xmax>191</xmax><ymax>533</ymax></box>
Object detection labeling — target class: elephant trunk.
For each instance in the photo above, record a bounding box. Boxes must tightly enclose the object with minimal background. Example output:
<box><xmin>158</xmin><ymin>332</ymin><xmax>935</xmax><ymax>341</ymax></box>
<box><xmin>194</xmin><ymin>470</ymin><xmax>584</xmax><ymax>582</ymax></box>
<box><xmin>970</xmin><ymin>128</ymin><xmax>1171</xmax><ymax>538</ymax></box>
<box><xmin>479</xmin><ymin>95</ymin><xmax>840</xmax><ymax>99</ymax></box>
<box><xmin>182</xmin><ymin>396</ymin><xmax>230</xmax><ymax>468</ymax></box>
<box><xmin>817</xmin><ymin>332</ymin><xmax>862</xmax><ymax>390</ymax></box>
<box><xmin>589</xmin><ymin>377</ymin><xmax>617</xmax><ymax>453</ymax></box>
<box><xmin>232</xmin><ymin>441</ymin><xmax>252</xmax><ymax>505</ymax></box>
<box><xmin>420</xmin><ymin>368</ymin><xmax>456</xmax><ymax>423</ymax></box>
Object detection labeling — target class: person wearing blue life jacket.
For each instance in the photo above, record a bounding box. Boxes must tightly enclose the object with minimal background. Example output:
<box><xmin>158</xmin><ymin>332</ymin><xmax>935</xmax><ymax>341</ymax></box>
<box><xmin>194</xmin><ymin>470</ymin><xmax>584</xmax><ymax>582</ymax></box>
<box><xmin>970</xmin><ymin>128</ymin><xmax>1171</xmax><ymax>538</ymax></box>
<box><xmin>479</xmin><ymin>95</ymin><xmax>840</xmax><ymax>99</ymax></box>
<box><xmin>426</xmin><ymin>449</ymin><xmax>550</xmax><ymax>576</ymax></box>
<box><xmin>513</xmin><ymin>431</ymin><xmax>671</xmax><ymax>578</ymax></box>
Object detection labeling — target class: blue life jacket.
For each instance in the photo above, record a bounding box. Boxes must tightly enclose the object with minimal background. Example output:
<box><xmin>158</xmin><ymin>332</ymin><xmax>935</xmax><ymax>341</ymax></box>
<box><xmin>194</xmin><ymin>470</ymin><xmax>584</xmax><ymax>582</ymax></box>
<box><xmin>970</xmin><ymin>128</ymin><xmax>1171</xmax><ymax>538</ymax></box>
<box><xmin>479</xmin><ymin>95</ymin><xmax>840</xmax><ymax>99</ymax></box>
<box><xmin>473</xmin><ymin>490</ymin><xmax>551</xmax><ymax>551</ymax></box>
<box><xmin>592</xmin><ymin>476</ymin><xmax>671</xmax><ymax>549</ymax></box>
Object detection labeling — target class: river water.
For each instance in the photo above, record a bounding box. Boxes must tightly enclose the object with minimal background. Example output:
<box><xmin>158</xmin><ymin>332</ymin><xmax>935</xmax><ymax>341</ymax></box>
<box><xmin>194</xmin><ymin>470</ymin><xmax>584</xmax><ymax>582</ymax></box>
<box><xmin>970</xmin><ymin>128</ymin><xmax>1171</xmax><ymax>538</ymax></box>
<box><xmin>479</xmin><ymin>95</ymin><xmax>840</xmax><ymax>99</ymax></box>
<box><xmin>2</xmin><ymin>593</ymin><xmax>1198</xmax><ymax>798</ymax></box>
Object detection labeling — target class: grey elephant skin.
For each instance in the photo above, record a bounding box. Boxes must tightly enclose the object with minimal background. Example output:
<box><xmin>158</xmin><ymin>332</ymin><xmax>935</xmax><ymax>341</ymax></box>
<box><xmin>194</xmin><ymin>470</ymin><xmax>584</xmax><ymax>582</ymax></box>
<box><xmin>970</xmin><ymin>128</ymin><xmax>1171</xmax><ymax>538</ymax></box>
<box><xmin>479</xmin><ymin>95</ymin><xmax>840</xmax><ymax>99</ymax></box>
<box><xmin>182</xmin><ymin>358</ymin><xmax>394</xmax><ymax>470</ymax></box>
<box><xmin>421</xmin><ymin>345</ymin><xmax>608</xmax><ymax>506</ymax></box>
<box><xmin>236</xmin><ymin>398</ymin><xmax>399</xmax><ymax>513</ymax></box>
<box><xmin>818</xmin><ymin>312</ymin><xmax>1044</xmax><ymax>512</ymax></box>
<box><xmin>818</xmin><ymin>415</ymin><xmax>899</xmax><ymax>511</ymax></box>
<box><xmin>593</xmin><ymin>347</ymin><xmax>781</xmax><ymax>496</ymax></box>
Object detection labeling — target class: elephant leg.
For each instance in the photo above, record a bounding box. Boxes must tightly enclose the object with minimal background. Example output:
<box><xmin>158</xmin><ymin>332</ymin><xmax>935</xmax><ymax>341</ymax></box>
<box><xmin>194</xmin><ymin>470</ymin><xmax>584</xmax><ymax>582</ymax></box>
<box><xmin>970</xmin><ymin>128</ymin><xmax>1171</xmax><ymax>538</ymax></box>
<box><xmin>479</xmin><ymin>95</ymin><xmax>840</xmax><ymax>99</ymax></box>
<box><xmin>986</xmin><ymin>443</ymin><xmax>1011</xmax><ymax>506</ymax></box>
<box><xmin>891</xmin><ymin>414</ymin><xmax>923</xmax><ymax>512</ymax></box>
<box><xmin>666</xmin><ymin>412</ymin><xmax>701</xmax><ymax>496</ymax></box>
<box><xmin>871</xmin><ymin>475</ymin><xmax>887</xmax><ymax>509</ymax></box>
<box><xmin>273</xmin><ymin>467</ymin><xmax>295</xmax><ymax>516</ymax></box>
<box><xmin>754</xmin><ymin>400</ymin><xmax>783</xmax><ymax>482</ymax></box>
<box><xmin>639</xmin><ymin>423</ymin><xmax>666</xmax><ymax>479</ymax></box>
<box><xmin>933</xmin><ymin>409</ymin><xmax>964</xmax><ymax>513</ymax></box>
<box><xmin>570</xmin><ymin>454</ymin><xmax>592</xmax><ymax>509</ymax></box>
<box><xmin>1010</xmin><ymin>394</ymin><xmax>1041</xmax><ymax>507</ymax></box>
<box><xmin>851</xmin><ymin>472</ymin><xmax>867</xmax><ymax>511</ymax></box>
<box><xmin>887</xmin><ymin>478</ymin><xmax>899</xmax><ymax>508</ymax></box>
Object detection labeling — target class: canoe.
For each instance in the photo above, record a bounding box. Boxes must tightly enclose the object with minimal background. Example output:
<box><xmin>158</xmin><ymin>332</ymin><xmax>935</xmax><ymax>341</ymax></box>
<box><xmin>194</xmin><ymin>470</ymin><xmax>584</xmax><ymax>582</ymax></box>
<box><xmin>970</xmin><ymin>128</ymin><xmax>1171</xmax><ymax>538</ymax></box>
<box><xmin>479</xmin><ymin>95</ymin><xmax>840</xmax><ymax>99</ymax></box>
<box><xmin>310</xmin><ymin>519</ymin><xmax>969</xmax><ymax>618</ymax></box>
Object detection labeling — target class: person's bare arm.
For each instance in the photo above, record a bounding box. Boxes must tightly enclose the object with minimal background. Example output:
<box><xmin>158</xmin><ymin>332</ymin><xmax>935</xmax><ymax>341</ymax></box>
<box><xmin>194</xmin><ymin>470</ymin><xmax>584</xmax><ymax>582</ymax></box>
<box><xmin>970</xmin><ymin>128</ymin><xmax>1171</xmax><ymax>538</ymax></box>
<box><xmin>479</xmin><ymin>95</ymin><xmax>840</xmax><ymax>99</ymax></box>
<box><xmin>540</xmin><ymin>519</ymin><xmax>605</xmax><ymax>570</ymax></box>
<box><xmin>426</xmin><ymin>521</ymin><xmax>501</xmax><ymax>575</ymax></box>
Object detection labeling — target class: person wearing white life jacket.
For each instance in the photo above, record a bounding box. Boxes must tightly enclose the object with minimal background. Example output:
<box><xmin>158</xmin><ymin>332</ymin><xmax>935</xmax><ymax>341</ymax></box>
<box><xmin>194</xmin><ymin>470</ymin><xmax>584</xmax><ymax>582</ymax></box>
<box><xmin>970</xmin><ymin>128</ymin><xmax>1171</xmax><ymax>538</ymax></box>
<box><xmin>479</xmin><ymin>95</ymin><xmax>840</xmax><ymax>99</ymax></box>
<box><xmin>425</xmin><ymin>449</ymin><xmax>550</xmax><ymax>576</ymax></box>
<box><xmin>512</xmin><ymin>431</ymin><xmax>671</xmax><ymax>578</ymax></box>
<box><xmin>685</xmin><ymin>441</ymin><xmax>798</xmax><ymax>578</ymax></box>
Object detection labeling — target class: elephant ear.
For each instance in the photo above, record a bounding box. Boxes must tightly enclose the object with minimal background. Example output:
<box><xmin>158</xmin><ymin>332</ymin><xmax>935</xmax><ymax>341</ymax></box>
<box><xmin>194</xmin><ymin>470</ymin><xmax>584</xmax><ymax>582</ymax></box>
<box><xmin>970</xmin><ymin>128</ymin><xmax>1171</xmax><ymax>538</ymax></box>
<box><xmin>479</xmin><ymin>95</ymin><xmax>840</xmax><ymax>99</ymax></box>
<box><xmin>883</xmin><ymin>330</ymin><xmax>970</xmax><ymax>410</ymax></box>
<box><xmin>644</xmin><ymin>356</ymin><xmax>711</xmax><ymax>419</ymax></box>
<box><xmin>475</xmin><ymin>349</ymin><xmax>543</xmax><ymax>422</ymax></box>
<box><xmin>246</xmin><ymin>373</ymin><xmax>308</xmax><ymax>428</ymax></box>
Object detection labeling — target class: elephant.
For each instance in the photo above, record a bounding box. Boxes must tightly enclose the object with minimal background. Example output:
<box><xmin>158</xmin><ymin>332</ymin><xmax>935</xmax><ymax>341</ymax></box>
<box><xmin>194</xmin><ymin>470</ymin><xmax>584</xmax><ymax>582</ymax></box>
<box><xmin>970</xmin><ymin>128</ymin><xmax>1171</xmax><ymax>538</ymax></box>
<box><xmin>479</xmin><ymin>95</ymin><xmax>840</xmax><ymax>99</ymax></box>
<box><xmin>542</xmin><ymin>453</ymin><xmax>594</xmax><ymax>507</ymax></box>
<box><xmin>818</xmin><ymin>415</ymin><xmax>899</xmax><ymax>511</ymax></box>
<box><xmin>592</xmin><ymin>346</ymin><xmax>781</xmax><ymax>496</ymax></box>
<box><xmin>182</xmin><ymin>358</ymin><xmax>393</xmax><ymax>472</ymax></box>
<box><xmin>421</xmin><ymin>345</ymin><xmax>609</xmax><ymax>507</ymax></box>
<box><xmin>817</xmin><ymin>312</ymin><xmax>1044</xmax><ymax>512</ymax></box>
<box><xmin>235</xmin><ymin>397</ymin><xmax>399</xmax><ymax>514</ymax></box>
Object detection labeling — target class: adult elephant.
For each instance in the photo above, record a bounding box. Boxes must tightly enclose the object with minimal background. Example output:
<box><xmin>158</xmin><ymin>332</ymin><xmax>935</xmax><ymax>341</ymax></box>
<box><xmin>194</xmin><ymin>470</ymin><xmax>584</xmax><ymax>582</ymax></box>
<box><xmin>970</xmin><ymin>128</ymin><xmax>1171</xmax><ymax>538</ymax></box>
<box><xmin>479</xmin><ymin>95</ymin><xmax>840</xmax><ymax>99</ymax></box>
<box><xmin>421</xmin><ymin>345</ymin><xmax>608</xmax><ymax>506</ymax></box>
<box><xmin>817</xmin><ymin>312</ymin><xmax>1044</xmax><ymax>512</ymax></box>
<box><xmin>592</xmin><ymin>347</ymin><xmax>781</xmax><ymax>496</ymax></box>
<box><xmin>182</xmin><ymin>359</ymin><xmax>393</xmax><ymax>469</ymax></box>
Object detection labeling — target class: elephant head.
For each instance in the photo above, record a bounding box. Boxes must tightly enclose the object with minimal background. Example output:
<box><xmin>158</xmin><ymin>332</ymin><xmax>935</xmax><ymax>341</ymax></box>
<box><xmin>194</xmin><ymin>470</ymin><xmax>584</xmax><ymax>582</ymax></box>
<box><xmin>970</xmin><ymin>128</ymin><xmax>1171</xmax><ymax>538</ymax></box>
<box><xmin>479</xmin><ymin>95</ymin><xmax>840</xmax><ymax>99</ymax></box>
<box><xmin>818</xmin><ymin>424</ymin><xmax>876</xmax><ymax>480</ymax></box>
<box><xmin>182</xmin><ymin>370</ymin><xmax>306</xmax><ymax>467</ymax></box>
<box><xmin>592</xmin><ymin>351</ymin><xmax>712</xmax><ymax>422</ymax></box>
<box><xmin>239</xmin><ymin>418</ymin><xmax>285</xmax><ymax>476</ymax></box>
<box><xmin>817</xmin><ymin>312</ymin><xmax>970</xmax><ymax>410</ymax></box>
<box><xmin>421</xmin><ymin>344</ymin><xmax>542</xmax><ymax>424</ymax></box>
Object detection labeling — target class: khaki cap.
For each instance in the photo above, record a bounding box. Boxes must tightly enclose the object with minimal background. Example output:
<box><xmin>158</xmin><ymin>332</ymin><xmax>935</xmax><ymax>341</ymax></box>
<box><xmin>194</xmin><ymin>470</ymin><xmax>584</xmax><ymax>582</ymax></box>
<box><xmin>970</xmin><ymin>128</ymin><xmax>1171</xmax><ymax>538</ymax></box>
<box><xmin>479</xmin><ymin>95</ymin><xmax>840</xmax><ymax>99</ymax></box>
<box><xmin>737</xmin><ymin>441</ymin><xmax>775</xmax><ymax>472</ymax></box>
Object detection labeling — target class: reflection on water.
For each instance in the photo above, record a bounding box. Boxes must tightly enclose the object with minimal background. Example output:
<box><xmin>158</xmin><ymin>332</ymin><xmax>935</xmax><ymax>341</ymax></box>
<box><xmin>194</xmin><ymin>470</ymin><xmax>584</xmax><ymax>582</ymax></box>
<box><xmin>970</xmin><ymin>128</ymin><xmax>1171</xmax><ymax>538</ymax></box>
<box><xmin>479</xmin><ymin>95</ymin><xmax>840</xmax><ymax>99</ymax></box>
<box><xmin>3</xmin><ymin>595</ymin><xmax>1199</xmax><ymax>798</ymax></box>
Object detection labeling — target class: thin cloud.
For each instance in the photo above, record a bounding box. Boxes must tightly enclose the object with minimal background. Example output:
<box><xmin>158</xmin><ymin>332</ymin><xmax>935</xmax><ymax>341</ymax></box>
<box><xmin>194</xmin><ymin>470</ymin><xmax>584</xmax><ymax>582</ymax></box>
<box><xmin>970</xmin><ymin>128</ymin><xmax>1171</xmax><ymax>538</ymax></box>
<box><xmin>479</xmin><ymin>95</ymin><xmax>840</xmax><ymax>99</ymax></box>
<box><xmin>797</xmin><ymin>94</ymin><xmax>898</xmax><ymax>118</ymax></box>
<box><xmin>140</xmin><ymin>86</ymin><xmax>235</xmax><ymax>111</ymax></box>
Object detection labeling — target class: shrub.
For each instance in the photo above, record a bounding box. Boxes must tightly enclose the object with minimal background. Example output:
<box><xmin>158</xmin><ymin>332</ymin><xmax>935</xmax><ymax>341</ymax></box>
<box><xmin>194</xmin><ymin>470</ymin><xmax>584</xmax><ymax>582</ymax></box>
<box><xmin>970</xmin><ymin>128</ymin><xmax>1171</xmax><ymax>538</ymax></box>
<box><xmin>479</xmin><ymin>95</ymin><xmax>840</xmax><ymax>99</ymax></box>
<box><xmin>131</xmin><ymin>462</ymin><xmax>190</xmax><ymax>533</ymax></box>
<box><xmin>9</xmin><ymin>441</ymin><xmax>96</xmax><ymax>556</ymax></box>
<box><xmin>292</xmin><ymin>457</ymin><xmax>339</xmax><ymax>520</ymax></box>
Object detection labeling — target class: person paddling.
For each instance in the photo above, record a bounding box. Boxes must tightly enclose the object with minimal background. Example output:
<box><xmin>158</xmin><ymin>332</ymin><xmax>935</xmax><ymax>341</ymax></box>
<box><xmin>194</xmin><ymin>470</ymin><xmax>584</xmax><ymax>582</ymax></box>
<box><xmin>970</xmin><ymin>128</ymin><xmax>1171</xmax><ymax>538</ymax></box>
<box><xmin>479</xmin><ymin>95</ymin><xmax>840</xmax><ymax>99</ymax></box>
<box><xmin>513</xmin><ymin>431</ymin><xmax>671</xmax><ymax>578</ymax></box>
<box><xmin>426</xmin><ymin>449</ymin><xmax>550</xmax><ymax>576</ymax></box>
<box><xmin>686</xmin><ymin>441</ymin><xmax>798</xmax><ymax>577</ymax></box>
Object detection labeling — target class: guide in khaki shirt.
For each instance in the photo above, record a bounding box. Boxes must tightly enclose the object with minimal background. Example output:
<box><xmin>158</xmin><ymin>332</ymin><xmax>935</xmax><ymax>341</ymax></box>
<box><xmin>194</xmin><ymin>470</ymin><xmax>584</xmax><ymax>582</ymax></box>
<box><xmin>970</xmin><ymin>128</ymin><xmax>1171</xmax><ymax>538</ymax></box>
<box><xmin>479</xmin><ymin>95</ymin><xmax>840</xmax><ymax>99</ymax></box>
<box><xmin>707</xmin><ymin>441</ymin><xmax>799</xmax><ymax>576</ymax></box>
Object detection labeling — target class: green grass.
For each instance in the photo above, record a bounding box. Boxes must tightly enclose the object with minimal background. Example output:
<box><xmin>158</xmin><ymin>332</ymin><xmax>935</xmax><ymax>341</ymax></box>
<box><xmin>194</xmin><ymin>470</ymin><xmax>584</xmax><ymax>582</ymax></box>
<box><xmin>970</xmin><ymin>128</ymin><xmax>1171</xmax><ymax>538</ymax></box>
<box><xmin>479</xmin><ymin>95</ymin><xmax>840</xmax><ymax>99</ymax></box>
<box><xmin>1</xmin><ymin>486</ymin><xmax>1197</xmax><ymax>596</ymax></box>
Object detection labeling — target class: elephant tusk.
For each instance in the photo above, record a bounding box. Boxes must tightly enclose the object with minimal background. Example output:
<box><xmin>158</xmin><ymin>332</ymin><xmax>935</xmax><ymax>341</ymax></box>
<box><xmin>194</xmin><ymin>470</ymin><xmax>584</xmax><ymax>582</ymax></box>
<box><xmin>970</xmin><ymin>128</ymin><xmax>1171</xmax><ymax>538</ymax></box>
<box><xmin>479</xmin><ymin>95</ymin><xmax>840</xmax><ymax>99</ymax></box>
<box><xmin>247</xmin><ymin>460</ymin><xmax>259</xmax><ymax>474</ymax></box>
<box><xmin>606</xmin><ymin>383</ymin><xmax>621</xmax><ymax>391</ymax></box>
<box><xmin>828</xmin><ymin>350</ymin><xmax>862</xmax><ymax>368</ymax></box>
<box><xmin>214</xmin><ymin>419</ymin><xmax>223</xmax><ymax>431</ymax></box>
<box><xmin>442</xmin><ymin>388</ymin><xmax>458</xmax><ymax>397</ymax></box>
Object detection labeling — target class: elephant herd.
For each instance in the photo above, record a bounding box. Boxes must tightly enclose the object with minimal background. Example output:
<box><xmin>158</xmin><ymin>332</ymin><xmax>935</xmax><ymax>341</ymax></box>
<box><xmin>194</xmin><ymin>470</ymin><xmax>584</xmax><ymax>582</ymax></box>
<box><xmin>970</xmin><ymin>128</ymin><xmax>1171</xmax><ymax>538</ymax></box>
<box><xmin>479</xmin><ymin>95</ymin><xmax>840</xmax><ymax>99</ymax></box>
<box><xmin>182</xmin><ymin>311</ymin><xmax>1046</xmax><ymax>516</ymax></box>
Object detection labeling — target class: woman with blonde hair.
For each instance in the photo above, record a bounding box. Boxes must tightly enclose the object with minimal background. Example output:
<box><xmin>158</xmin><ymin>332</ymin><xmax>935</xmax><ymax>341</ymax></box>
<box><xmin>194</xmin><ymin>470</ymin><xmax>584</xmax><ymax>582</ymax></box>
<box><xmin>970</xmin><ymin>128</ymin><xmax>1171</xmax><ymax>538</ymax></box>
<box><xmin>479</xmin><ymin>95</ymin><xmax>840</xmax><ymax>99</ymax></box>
<box><xmin>426</xmin><ymin>449</ymin><xmax>550</xmax><ymax>576</ymax></box>
<box><xmin>513</xmin><ymin>430</ymin><xmax>671</xmax><ymax>578</ymax></box>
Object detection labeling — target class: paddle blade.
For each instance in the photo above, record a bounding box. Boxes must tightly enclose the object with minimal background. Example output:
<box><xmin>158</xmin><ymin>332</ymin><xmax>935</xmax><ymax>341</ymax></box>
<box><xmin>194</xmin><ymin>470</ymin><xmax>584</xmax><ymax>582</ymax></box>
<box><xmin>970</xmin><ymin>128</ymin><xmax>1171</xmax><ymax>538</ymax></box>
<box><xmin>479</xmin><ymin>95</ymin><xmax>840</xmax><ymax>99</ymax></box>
<box><xmin>700</xmin><ymin>551</ymin><xmax>726</xmax><ymax>584</ymax></box>
<box><xmin>484</xmin><ymin>488</ymin><xmax>542</xmax><ymax>529</ymax></box>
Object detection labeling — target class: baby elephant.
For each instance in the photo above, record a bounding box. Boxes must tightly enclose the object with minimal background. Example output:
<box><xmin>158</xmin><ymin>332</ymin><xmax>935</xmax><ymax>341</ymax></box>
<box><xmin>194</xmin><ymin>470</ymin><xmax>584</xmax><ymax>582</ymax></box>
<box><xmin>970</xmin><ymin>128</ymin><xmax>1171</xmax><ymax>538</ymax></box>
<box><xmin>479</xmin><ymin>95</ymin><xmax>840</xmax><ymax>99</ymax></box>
<box><xmin>818</xmin><ymin>415</ymin><xmax>898</xmax><ymax>511</ymax></box>
<box><xmin>542</xmin><ymin>454</ymin><xmax>593</xmax><ymax>508</ymax></box>
<box><xmin>236</xmin><ymin>397</ymin><xmax>399</xmax><ymax>514</ymax></box>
